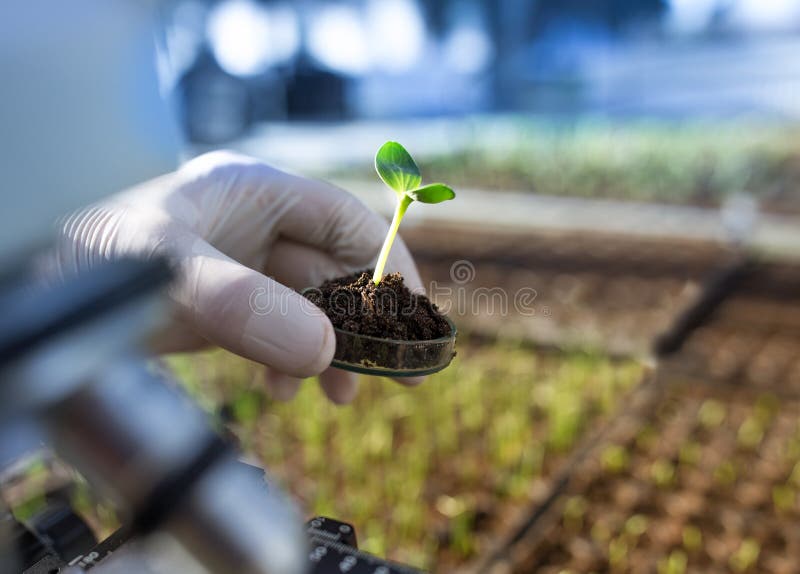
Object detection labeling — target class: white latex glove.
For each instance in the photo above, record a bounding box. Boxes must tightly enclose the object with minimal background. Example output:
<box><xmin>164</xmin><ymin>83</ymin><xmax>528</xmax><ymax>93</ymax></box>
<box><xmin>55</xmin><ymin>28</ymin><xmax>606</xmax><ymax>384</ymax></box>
<box><xmin>55</xmin><ymin>151</ymin><xmax>425</xmax><ymax>404</ymax></box>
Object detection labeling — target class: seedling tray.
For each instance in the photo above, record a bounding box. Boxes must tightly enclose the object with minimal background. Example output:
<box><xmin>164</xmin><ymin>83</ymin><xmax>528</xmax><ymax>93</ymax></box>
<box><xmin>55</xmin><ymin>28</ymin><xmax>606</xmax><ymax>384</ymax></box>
<box><xmin>404</xmin><ymin>226</ymin><xmax>731</xmax><ymax>355</ymax></box>
<box><xmin>485</xmin><ymin>381</ymin><xmax>800</xmax><ymax>574</ymax></box>
<box><xmin>660</xmin><ymin>262</ymin><xmax>800</xmax><ymax>397</ymax></box>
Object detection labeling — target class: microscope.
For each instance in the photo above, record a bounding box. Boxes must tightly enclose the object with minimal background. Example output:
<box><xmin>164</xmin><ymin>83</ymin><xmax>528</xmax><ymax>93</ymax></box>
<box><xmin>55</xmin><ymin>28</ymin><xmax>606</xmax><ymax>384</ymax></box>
<box><xmin>0</xmin><ymin>2</ymin><xmax>418</xmax><ymax>573</ymax></box>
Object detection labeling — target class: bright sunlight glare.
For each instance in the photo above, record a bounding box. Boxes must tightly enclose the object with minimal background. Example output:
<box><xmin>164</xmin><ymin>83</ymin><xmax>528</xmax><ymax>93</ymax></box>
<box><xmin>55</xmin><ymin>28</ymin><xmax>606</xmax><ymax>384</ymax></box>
<box><xmin>728</xmin><ymin>0</ymin><xmax>800</xmax><ymax>31</ymax></box>
<box><xmin>443</xmin><ymin>25</ymin><xmax>493</xmax><ymax>74</ymax></box>
<box><xmin>365</xmin><ymin>0</ymin><xmax>426</xmax><ymax>73</ymax></box>
<box><xmin>207</xmin><ymin>0</ymin><xmax>299</xmax><ymax>77</ymax></box>
<box><xmin>308</xmin><ymin>5</ymin><xmax>370</xmax><ymax>75</ymax></box>
<box><xmin>667</xmin><ymin>0</ymin><xmax>719</xmax><ymax>33</ymax></box>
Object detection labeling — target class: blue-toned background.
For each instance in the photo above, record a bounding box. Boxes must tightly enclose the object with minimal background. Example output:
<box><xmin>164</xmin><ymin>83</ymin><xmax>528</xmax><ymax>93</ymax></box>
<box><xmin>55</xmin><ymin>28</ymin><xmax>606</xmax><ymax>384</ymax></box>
<box><xmin>157</xmin><ymin>0</ymin><xmax>800</xmax><ymax>142</ymax></box>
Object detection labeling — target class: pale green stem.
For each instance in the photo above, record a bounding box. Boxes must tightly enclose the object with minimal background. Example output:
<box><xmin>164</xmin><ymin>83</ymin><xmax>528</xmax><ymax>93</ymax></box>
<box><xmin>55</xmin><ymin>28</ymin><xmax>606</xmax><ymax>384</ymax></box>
<box><xmin>373</xmin><ymin>195</ymin><xmax>412</xmax><ymax>284</ymax></box>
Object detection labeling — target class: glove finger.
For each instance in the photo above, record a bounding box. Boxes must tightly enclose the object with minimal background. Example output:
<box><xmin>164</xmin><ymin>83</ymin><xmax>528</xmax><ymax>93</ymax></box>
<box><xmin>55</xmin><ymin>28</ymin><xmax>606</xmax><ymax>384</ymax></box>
<box><xmin>264</xmin><ymin>367</ymin><xmax>303</xmax><ymax>401</ymax></box>
<box><xmin>167</xmin><ymin>230</ymin><xmax>335</xmax><ymax>378</ymax></box>
<box><xmin>264</xmin><ymin>239</ymin><xmax>350</xmax><ymax>290</ymax></box>
<box><xmin>395</xmin><ymin>375</ymin><xmax>426</xmax><ymax>387</ymax></box>
<box><xmin>318</xmin><ymin>367</ymin><xmax>359</xmax><ymax>405</ymax></box>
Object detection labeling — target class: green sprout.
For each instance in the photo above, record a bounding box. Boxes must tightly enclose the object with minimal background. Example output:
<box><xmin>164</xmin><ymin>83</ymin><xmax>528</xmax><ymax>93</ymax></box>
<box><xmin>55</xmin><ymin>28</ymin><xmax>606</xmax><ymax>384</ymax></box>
<box><xmin>372</xmin><ymin>141</ymin><xmax>455</xmax><ymax>284</ymax></box>
<box><xmin>678</xmin><ymin>441</ymin><xmax>701</xmax><ymax>467</ymax></box>
<box><xmin>658</xmin><ymin>549</ymin><xmax>688</xmax><ymax>574</ymax></box>
<box><xmin>563</xmin><ymin>495</ymin><xmax>587</xmax><ymax>531</ymax></box>
<box><xmin>624</xmin><ymin>514</ymin><xmax>649</xmax><ymax>539</ymax></box>
<box><xmin>772</xmin><ymin>484</ymin><xmax>795</xmax><ymax>513</ymax></box>
<box><xmin>650</xmin><ymin>458</ymin><xmax>676</xmax><ymax>488</ymax></box>
<box><xmin>608</xmin><ymin>535</ymin><xmax>629</xmax><ymax>569</ymax></box>
<box><xmin>601</xmin><ymin>444</ymin><xmax>630</xmax><ymax>474</ymax></box>
<box><xmin>730</xmin><ymin>538</ymin><xmax>760</xmax><ymax>572</ymax></box>
<box><xmin>737</xmin><ymin>416</ymin><xmax>765</xmax><ymax>450</ymax></box>
<box><xmin>713</xmin><ymin>460</ymin><xmax>738</xmax><ymax>486</ymax></box>
<box><xmin>789</xmin><ymin>461</ymin><xmax>800</xmax><ymax>487</ymax></box>
<box><xmin>698</xmin><ymin>399</ymin><xmax>726</xmax><ymax>428</ymax></box>
<box><xmin>682</xmin><ymin>525</ymin><xmax>703</xmax><ymax>552</ymax></box>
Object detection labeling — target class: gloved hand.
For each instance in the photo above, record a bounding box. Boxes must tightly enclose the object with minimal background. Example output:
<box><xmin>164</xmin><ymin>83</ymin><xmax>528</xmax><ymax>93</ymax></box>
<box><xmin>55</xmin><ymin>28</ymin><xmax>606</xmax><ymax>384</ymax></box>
<box><xmin>55</xmin><ymin>151</ymin><xmax>424</xmax><ymax>404</ymax></box>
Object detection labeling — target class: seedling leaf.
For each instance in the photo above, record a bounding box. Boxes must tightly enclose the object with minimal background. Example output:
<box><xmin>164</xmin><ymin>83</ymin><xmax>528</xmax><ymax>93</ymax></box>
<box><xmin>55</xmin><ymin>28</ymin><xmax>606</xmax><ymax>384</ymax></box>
<box><xmin>371</xmin><ymin>140</ymin><xmax>456</xmax><ymax>284</ymax></box>
<box><xmin>407</xmin><ymin>183</ymin><xmax>456</xmax><ymax>204</ymax></box>
<box><xmin>375</xmin><ymin>141</ymin><xmax>421</xmax><ymax>194</ymax></box>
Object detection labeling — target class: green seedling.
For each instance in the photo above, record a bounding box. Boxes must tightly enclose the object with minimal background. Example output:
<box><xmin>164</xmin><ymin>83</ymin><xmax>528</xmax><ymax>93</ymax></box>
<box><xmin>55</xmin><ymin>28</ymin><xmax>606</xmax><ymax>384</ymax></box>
<box><xmin>730</xmin><ymin>538</ymin><xmax>760</xmax><ymax>572</ymax></box>
<box><xmin>789</xmin><ymin>461</ymin><xmax>800</xmax><ymax>487</ymax></box>
<box><xmin>682</xmin><ymin>524</ymin><xmax>703</xmax><ymax>552</ymax></box>
<box><xmin>563</xmin><ymin>495</ymin><xmax>587</xmax><ymax>531</ymax></box>
<box><xmin>651</xmin><ymin>458</ymin><xmax>676</xmax><ymax>488</ymax></box>
<box><xmin>737</xmin><ymin>416</ymin><xmax>765</xmax><ymax>450</ymax></box>
<box><xmin>786</xmin><ymin>435</ymin><xmax>800</xmax><ymax>461</ymax></box>
<box><xmin>601</xmin><ymin>444</ymin><xmax>630</xmax><ymax>474</ymax></box>
<box><xmin>168</xmin><ymin>346</ymin><xmax>643</xmax><ymax>568</ymax></box>
<box><xmin>678</xmin><ymin>441</ymin><xmax>701</xmax><ymax>467</ymax></box>
<box><xmin>449</xmin><ymin>510</ymin><xmax>476</xmax><ymax>558</ymax></box>
<box><xmin>698</xmin><ymin>399</ymin><xmax>726</xmax><ymax>428</ymax></box>
<box><xmin>772</xmin><ymin>484</ymin><xmax>795</xmax><ymax>513</ymax></box>
<box><xmin>624</xmin><ymin>514</ymin><xmax>648</xmax><ymax>539</ymax></box>
<box><xmin>754</xmin><ymin>393</ymin><xmax>779</xmax><ymax>424</ymax></box>
<box><xmin>608</xmin><ymin>535</ymin><xmax>629</xmax><ymax>569</ymax></box>
<box><xmin>713</xmin><ymin>460</ymin><xmax>738</xmax><ymax>486</ymax></box>
<box><xmin>658</xmin><ymin>549</ymin><xmax>688</xmax><ymax>574</ymax></box>
<box><xmin>372</xmin><ymin>141</ymin><xmax>455</xmax><ymax>284</ymax></box>
<box><xmin>231</xmin><ymin>388</ymin><xmax>264</xmax><ymax>426</ymax></box>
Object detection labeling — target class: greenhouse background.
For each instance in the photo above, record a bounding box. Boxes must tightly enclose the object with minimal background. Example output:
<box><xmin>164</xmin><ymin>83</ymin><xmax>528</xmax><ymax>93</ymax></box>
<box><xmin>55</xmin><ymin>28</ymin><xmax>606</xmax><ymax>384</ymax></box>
<box><xmin>3</xmin><ymin>1</ymin><xmax>800</xmax><ymax>573</ymax></box>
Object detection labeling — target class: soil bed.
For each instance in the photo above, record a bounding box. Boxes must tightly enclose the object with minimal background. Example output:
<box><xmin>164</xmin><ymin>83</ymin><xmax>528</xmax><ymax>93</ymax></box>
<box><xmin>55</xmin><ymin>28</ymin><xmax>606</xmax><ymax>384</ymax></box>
<box><xmin>660</xmin><ymin>262</ymin><xmax>800</xmax><ymax>396</ymax></box>
<box><xmin>403</xmin><ymin>225</ymin><xmax>730</xmax><ymax>355</ymax></box>
<box><xmin>168</xmin><ymin>342</ymin><xmax>644</xmax><ymax>570</ymax></box>
<box><xmin>493</xmin><ymin>382</ymin><xmax>800</xmax><ymax>574</ymax></box>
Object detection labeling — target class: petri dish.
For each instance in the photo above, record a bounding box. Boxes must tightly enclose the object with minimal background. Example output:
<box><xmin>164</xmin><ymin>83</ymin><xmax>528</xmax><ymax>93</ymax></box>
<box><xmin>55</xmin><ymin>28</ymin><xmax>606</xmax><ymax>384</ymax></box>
<box><xmin>330</xmin><ymin>317</ymin><xmax>457</xmax><ymax>377</ymax></box>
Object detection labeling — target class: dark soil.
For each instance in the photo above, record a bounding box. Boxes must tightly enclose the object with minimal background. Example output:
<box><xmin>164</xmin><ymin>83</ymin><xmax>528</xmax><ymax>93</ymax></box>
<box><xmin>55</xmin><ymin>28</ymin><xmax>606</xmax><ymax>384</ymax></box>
<box><xmin>659</xmin><ymin>262</ymin><xmax>800</xmax><ymax>397</ymax></box>
<box><xmin>304</xmin><ymin>270</ymin><xmax>453</xmax><ymax>370</ymax></box>
<box><xmin>403</xmin><ymin>225</ymin><xmax>729</xmax><ymax>356</ymax></box>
